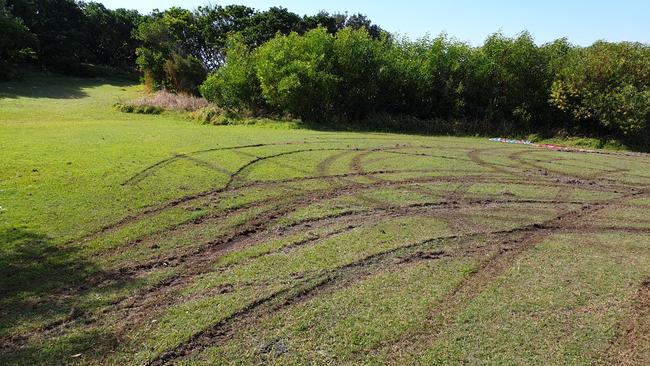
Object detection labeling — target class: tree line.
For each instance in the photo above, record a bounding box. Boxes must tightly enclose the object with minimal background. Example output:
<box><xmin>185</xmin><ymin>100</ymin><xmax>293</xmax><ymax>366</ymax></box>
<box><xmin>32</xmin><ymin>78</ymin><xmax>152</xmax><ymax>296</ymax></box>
<box><xmin>202</xmin><ymin>28</ymin><xmax>649</xmax><ymax>144</ymax></box>
<box><xmin>1</xmin><ymin>0</ymin><xmax>142</xmax><ymax>77</ymax></box>
<box><xmin>1</xmin><ymin>0</ymin><xmax>648</xmax><ymax>145</ymax></box>
<box><xmin>0</xmin><ymin>0</ymin><xmax>380</xmax><ymax>80</ymax></box>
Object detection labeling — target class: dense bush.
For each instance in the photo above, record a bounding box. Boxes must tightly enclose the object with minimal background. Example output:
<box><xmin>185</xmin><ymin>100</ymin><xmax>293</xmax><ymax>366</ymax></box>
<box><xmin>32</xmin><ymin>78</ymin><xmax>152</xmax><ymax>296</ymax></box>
<box><xmin>254</xmin><ymin>28</ymin><xmax>339</xmax><ymax>121</ymax></box>
<box><xmin>378</xmin><ymin>35</ymin><xmax>473</xmax><ymax>119</ymax></box>
<box><xmin>199</xmin><ymin>35</ymin><xmax>264</xmax><ymax>113</ymax></box>
<box><xmin>164</xmin><ymin>54</ymin><xmax>206</xmax><ymax>94</ymax></box>
<box><xmin>330</xmin><ymin>28</ymin><xmax>386</xmax><ymax>119</ymax></box>
<box><xmin>134</xmin><ymin>16</ymin><xmax>177</xmax><ymax>90</ymax></box>
<box><xmin>226</xmin><ymin>27</ymin><xmax>388</xmax><ymax>121</ymax></box>
<box><xmin>134</xmin><ymin>5</ymin><xmax>385</xmax><ymax>95</ymax></box>
<box><xmin>550</xmin><ymin>41</ymin><xmax>650</xmax><ymax>139</ymax></box>
<box><xmin>198</xmin><ymin>26</ymin><xmax>650</xmax><ymax>144</ymax></box>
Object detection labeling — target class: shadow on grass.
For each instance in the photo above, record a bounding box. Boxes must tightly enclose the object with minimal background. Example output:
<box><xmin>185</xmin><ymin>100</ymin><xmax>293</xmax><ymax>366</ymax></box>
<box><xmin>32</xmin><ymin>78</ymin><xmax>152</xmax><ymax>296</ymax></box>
<box><xmin>0</xmin><ymin>227</ymin><xmax>119</xmax><ymax>364</ymax></box>
<box><xmin>0</xmin><ymin>73</ymin><xmax>135</xmax><ymax>100</ymax></box>
<box><xmin>296</xmin><ymin>115</ymin><xmax>650</xmax><ymax>153</ymax></box>
<box><xmin>1</xmin><ymin>328</ymin><xmax>120</xmax><ymax>366</ymax></box>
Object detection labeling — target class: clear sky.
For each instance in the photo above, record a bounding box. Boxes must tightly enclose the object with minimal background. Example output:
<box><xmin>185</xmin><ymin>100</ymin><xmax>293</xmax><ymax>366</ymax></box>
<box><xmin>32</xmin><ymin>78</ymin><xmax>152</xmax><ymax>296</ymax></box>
<box><xmin>98</xmin><ymin>0</ymin><xmax>650</xmax><ymax>46</ymax></box>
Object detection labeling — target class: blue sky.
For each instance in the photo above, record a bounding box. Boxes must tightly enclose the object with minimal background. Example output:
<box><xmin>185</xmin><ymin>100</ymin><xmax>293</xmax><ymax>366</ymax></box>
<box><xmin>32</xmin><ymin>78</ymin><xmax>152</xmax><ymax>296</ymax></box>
<box><xmin>98</xmin><ymin>0</ymin><xmax>650</xmax><ymax>46</ymax></box>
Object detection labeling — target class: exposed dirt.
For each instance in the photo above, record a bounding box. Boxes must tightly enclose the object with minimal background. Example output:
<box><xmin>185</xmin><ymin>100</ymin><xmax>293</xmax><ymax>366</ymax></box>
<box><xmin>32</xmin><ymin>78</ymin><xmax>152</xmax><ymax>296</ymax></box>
<box><xmin>600</xmin><ymin>278</ymin><xmax>650</xmax><ymax>365</ymax></box>
<box><xmin>7</xmin><ymin>139</ymin><xmax>649</xmax><ymax>365</ymax></box>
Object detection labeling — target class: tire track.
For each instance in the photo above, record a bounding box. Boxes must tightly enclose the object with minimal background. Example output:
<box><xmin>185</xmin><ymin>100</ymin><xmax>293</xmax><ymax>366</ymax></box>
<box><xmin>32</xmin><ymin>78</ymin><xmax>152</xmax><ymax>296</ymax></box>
<box><xmin>122</xmin><ymin>143</ymin><xmax>285</xmax><ymax>186</ymax></box>
<box><xmin>381</xmin><ymin>191</ymin><xmax>644</xmax><ymax>363</ymax></box>
<box><xmin>67</xmin><ymin>158</ymin><xmax>638</xmax><ymax>251</ymax></box>
<box><xmin>600</xmin><ymin>278</ymin><xmax>650</xmax><ymax>365</ymax></box>
<box><xmin>146</xmin><ymin>191</ymin><xmax>640</xmax><ymax>366</ymax></box>
<box><xmin>13</xmin><ymin>143</ymin><xmax>639</xmax><ymax>364</ymax></box>
<box><xmin>145</xmin><ymin>228</ymin><xmax>531</xmax><ymax>366</ymax></box>
<box><xmin>66</xmin><ymin>147</ymin><xmax>357</xmax><ymax>248</ymax></box>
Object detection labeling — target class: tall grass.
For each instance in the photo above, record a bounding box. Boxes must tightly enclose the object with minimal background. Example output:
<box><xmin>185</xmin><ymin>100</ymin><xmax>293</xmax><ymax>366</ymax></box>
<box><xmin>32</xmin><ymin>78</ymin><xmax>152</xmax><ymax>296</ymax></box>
<box><xmin>117</xmin><ymin>90</ymin><xmax>211</xmax><ymax>113</ymax></box>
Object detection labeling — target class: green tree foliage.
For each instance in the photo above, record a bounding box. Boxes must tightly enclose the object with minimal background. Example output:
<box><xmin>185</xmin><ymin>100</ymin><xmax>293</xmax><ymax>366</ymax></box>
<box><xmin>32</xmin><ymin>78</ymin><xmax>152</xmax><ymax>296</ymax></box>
<box><xmin>254</xmin><ymin>28</ymin><xmax>338</xmax><ymax>121</ymax></box>
<box><xmin>134</xmin><ymin>8</ymin><xmax>208</xmax><ymax>93</ymax></box>
<box><xmin>134</xmin><ymin>13</ymin><xmax>179</xmax><ymax>90</ymax></box>
<box><xmin>5</xmin><ymin>0</ymin><xmax>141</xmax><ymax>73</ymax></box>
<box><xmin>204</xmin><ymin>27</ymin><xmax>387</xmax><ymax>120</ymax></box>
<box><xmin>0</xmin><ymin>0</ymin><xmax>37</xmax><ymax>79</ymax></box>
<box><xmin>134</xmin><ymin>5</ymin><xmax>387</xmax><ymax>94</ymax></box>
<box><xmin>550</xmin><ymin>41</ymin><xmax>650</xmax><ymax>138</ymax></box>
<box><xmin>199</xmin><ymin>35</ymin><xmax>264</xmax><ymax>112</ymax></box>
<box><xmin>193</xmin><ymin>5</ymin><xmax>256</xmax><ymax>69</ymax></box>
<box><xmin>80</xmin><ymin>2</ymin><xmax>143</xmax><ymax>69</ymax></box>
<box><xmin>379</xmin><ymin>35</ymin><xmax>472</xmax><ymax>119</ymax></box>
<box><xmin>467</xmin><ymin>32</ymin><xmax>551</xmax><ymax>129</ymax></box>
<box><xmin>164</xmin><ymin>54</ymin><xmax>206</xmax><ymax>95</ymax></box>
<box><xmin>9</xmin><ymin>0</ymin><xmax>87</xmax><ymax>72</ymax></box>
<box><xmin>244</xmin><ymin>6</ymin><xmax>303</xmax><ymax>46</ymax></box>
<box><xmin>200</xmin><ymin>27</ymin><xmax>650</xmax><ymax>143</ymax></box>
<box><xmin>330</xmin><ymin>28</ymin><xmax>386</xmax><ymax>119</ymax></box>
<box><xmin>301</xmin><ymin>11</ymin><xmax>383</xmax><ymax>39</ymax></box>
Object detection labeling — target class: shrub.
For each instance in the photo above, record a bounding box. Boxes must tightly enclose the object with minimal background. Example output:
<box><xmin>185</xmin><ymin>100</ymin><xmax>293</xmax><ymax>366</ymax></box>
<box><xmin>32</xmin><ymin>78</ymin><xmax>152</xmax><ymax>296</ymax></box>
<box><xmin>255</xmin><ymin>27</ymin><xmax>339</xmax><ymax>121</ymax></box>
<box><xmin>136</xmin><ymin>47</ymin><xmax>169</xmax><ymax>91</ymax></box>
<box><xmin>189</xmin><ymin>107</ymin><xmax>230</xmax><ymax>125</ymax></box>
<box><xmin>550</xmin><ymin>42</ymin><xmax>650</xmax><ymax>137</ymax></box>
<box><xmin>164</xmin><ymin>54</ymin><xmax>207</xmax><ymax>95</ymax></box>
<box><xmin>330</xmin><ymin>27</ymin><xmax>386</xmax><ymax>119</ymax></box>
<box><xmin>114</xmin><ymin>90</ymin><xmax>211</xmax><ymax>114</ymax></box>
<box><xmin>114</xmin><ymin>103</ymin><xmax>163</xmax><ymax>114</ymax></box>
<box><xmin>200</xmin><ymin>35</ymin><xmax>265</xmax><ymax>113</ymax></box>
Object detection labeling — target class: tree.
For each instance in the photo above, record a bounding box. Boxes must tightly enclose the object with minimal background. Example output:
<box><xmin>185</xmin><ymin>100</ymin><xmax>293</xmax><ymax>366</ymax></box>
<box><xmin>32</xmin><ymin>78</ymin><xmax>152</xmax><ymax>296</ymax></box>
<box><xmin>550</xmin><ymin>41</ymin><xmax>650</xmax><ymax>138</ymax></box>
<box><xmin>0</xmin><ymin>0</ymin><xmax>37</xmax><ymax>79</ymax></box>
<box><xmin>301</xmin><ymin>11</ymin><xmax>346</xmax><ymax>35</ymax></box>
<box><xmin>331</xmin><ymin>27</ymin><xmax>386</xmax><ymax>119</ymax></box>
<box><xmin>343</xmin><ymin>13</ymin><xmax>383</xmax><ymax>39</ymax></box>
<box><xmin>80</xmin><ymin>2</ymin><xmax>142</xmax><ymax>69</ymax></box>
<box><xmin>244</xmin><ymin>7</ymin><xmax>302</xmax><ymax>46</ymax></box>
<box><xmin>200</xmin><ymin>34</ymin><xmax>264</xmax><ymax>112</ymax></box>
<box><xmin>255</xmin><ymin>28</ymin><xmax>338</xmax><ymax>121</ymax></box>
<box><xmin>8</xmin><ymin>0</ymin><xmax>88</xmax><ymax>72</ymax></box>
<box><xmin>193</xmin><ymin>4</ymin><xmax>255</xmax><ymax>69</ymax></box>
<box><xmin>459</xmin><ymin>32</ymin><xmax>551</xmax><ymax>131</ymax></box>
<box><xmin>164</xmin><ymin>54</ymin><xmax>206</xmax><ymax>94</ymax></box>
<box><xmin>135</xmin><ymin>17</ymin><xmax>175</xmax><ymax>89</ymax></box>
<box><xmin>301</xmin><ymin>11</ymin><xmax>384</xmax><ymax>39</ymax></box>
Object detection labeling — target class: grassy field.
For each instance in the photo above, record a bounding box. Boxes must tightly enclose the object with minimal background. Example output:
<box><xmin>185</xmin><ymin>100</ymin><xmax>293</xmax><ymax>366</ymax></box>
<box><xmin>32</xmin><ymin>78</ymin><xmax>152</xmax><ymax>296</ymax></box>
<box><xmin>1</xmin><ymin>74</ymin><xmax>649</xmax><ymax>365</ymax></box>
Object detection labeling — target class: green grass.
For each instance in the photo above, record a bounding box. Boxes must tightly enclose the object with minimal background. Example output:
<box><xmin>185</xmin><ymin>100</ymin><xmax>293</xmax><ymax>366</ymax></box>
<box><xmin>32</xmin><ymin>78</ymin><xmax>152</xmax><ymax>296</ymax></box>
<box><xmin>187</xmin><ymin>258</ymin><xmax>477</xmax><ymax>365</ymax></box>
<box><xmin>1</xmin><ymin>74</ymin><xmax>649</xmax><ymax>365</ymax></box>
<box><xmin>537</xmin><ymin>136</ymin><xmax>627</xmax><ymax>151</ymax></box>
<box><xmin>411</xmin><ymin>233</ymin><xmax>650</xmax><ymax>365</ymax></box>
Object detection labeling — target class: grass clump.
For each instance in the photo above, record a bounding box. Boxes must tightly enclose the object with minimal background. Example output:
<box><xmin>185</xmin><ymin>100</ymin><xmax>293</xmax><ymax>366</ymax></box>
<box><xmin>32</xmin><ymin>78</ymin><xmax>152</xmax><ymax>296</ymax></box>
<box><xmin>189</xmin><ymin>107</ymin><xmax>229</xmax><ymax>125</ymax></box>
<box><xmin>190</xmin><ymin>107</ymin><xmax>302</xmax><ymax>129</ymax></box>
<box><xmin>115</xmin><ymin>90</ymin><xmax>210</xmax><ymax>115</ymax></box>
<box><xmin>114</xmin><ymin>103</ymin><xmax>163</xmax><ymax>114</ymax></box>
<box><xmin>538</xmin><ymin>136</ymin><xmax>626</xmax><ymax>151</ymax></box>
